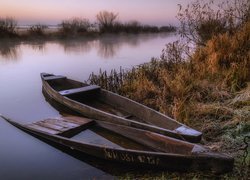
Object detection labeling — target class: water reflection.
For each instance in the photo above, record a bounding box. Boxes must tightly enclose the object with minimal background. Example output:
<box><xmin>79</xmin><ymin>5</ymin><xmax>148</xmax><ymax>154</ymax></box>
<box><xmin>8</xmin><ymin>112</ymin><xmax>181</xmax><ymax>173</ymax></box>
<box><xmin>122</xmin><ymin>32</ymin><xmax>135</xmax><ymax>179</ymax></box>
<box><xmin>26</xmin><ymin>41</ymin><xmax>47</xmax><ymax>52</ymax></box>
<box><xmin>0</xmin><ymin>40</ymin><xmax>21</xmax><ymax>60</ymax></box>
<box><xmin>0</xmin><ymin>40</ymin><xmax>48</xmax><ymax>61</ymax></box>
<box><xmin>58</xmin><ymin>39</ymin><xmax>93</xmax><ymax>54</ymax></box>
<box><xmin>96</xmin><ymin>33</ymin><xmax>173</xmax><ymax>58</ymax></box>
<box><xmin>0</xmin><ymin>33</ymin><xmax>173</xmax><ymax>61</ymax></box>
<box><xmin>98</xmin><ymin>36</ymin><xmax>121</xmax><ymax>58</ymax></box>
<box><xmin>0</xmin><ymin>33</ymin><xmax>177</xmax><ymax>178</ymax></box>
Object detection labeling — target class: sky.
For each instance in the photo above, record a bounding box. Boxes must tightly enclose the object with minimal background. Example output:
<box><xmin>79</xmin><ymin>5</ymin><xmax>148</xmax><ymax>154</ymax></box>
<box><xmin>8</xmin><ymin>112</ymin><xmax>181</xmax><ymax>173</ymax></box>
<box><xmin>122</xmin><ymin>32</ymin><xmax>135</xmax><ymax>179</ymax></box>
<box><xmin>0</xmin><ymin>0</ymin><xmax>191</xmax><ymax>26</ymax></box>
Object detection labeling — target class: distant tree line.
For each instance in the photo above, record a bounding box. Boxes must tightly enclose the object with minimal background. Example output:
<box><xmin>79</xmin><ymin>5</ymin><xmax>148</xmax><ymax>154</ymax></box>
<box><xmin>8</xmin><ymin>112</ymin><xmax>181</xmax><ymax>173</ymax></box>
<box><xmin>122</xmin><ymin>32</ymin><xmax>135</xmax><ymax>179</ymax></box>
<box><xmin>59</xmin><ymin>11</ymin><xmax>176</xmax><ymax>35</ymax></box>
<box><xmin>0</xmin><ymin>17</ymin><xmax>18</xmax><ymax>38</ymax></box>
<box><xmin>95</xmin><ymin>11</ymin><xmax>176</xmax><ymax>33</ymax></box>
<box><xmin>0</xmin><ymin>11</ymin><xmax>176</xmax><ymax>38</ymax></box>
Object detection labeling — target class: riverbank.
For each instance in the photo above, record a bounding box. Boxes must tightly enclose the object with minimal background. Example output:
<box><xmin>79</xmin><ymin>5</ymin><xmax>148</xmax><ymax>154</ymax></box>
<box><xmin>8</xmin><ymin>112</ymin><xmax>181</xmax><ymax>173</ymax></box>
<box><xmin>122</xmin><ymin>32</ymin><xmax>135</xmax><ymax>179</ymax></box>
<box><xmin>0</xmin><ymin>27</ymin><xmax>176</xmax><ymax>42</ymax></box>
<box><xmin>88</xmin><ymin>6</ymin><xmax>250</xmax><ymax>178</ymax></box>
<box><xmin>0</xmin><ymin>18</ymin><xmax>176</xmax><ymax>40</ymax></box>
<box><xmin>0</xmin><ymin>26</ymin><xmax>99</xmax><ymax>40</ymax></box>
<box><xmin>89</xmin><ymin>65</ymin><xmax>249</xmax><ymax>179</ymax></box>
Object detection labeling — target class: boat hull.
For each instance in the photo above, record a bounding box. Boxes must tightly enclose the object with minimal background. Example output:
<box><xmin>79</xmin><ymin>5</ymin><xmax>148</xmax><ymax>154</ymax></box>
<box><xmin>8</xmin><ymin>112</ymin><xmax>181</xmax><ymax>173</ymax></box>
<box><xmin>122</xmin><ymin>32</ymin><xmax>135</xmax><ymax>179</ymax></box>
<box><xmin>41</xmin><ymin>73</ymin><xmax>202</xmax><ymax>142</ymax></box>
<box><xmin>2</xmin><ymin>116</ymin><xmax>234</xmax><ymax>173</ymax></box>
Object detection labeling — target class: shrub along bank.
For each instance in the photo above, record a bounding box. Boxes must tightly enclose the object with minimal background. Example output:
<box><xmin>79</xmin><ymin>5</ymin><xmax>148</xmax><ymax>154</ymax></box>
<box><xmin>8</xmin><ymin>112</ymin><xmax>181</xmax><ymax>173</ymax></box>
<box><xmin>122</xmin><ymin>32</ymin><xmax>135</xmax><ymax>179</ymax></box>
<box><xmin>88</xmin><ymin>0</ymin><xmax>250</xmax><ymax>178</ymax></box>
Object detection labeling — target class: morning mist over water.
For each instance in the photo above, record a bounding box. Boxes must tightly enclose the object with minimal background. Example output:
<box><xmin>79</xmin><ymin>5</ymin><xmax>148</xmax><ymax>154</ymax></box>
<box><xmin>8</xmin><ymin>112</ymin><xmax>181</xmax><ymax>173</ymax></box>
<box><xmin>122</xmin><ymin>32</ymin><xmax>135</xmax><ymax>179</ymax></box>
<box><xmin>0</xmin><ymin>33</ymin><xmax>178</xmax><ymax>179</ymax></box>
<box><xmin>1</xmin><ymin>0</ymin><xmax>247</xmax><ymax>178</ymax></box>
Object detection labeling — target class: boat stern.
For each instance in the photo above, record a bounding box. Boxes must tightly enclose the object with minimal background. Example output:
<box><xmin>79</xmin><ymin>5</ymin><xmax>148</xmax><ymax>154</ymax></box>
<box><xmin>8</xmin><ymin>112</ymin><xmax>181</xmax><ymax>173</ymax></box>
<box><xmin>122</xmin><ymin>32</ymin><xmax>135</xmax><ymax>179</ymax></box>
<box><xmin>174</xmin><ymin>125</ymin><xmax>202</xmax><ymax>143</ymax></box>
<box><xmin>196</xmin><ymin>151</ymin><xmax>234</xmax><ymax>174</ymax></box>
<box><xmin>40</xmin><ymin>72</ymin><xmax>53</xmax><ymax>79</ymax></box>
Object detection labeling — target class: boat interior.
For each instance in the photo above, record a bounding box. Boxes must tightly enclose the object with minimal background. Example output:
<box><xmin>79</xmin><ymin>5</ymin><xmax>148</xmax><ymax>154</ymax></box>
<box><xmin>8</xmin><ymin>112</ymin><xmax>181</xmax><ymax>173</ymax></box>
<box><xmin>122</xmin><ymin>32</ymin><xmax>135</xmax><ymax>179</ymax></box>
<box><xmin>45</xmin><ymin>75</ymin><xmax>154</xmax><ymax>124</ymax></box>
<box><xmin>27</xmin><ymin>115</ymin><xmax>202</xmax><ymax>155</ymax></box>
<box><xmin>43</xmin><ymin>74</ymin><xmax>204</xmax><ymax>144</ymax></box>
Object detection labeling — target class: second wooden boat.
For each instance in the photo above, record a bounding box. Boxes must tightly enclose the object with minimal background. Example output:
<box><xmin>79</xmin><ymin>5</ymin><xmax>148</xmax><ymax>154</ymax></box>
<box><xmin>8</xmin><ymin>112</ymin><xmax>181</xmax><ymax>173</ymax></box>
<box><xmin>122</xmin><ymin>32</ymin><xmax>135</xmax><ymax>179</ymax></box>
<box><xmin>41</xmin><ymin>73</ymin><xmax>202</xmax><ymax>142</ymax></box>
<box><xmin>0</xmin><ymin>115</ymin><xmax>233</xmax><ymax>173</ymax></box>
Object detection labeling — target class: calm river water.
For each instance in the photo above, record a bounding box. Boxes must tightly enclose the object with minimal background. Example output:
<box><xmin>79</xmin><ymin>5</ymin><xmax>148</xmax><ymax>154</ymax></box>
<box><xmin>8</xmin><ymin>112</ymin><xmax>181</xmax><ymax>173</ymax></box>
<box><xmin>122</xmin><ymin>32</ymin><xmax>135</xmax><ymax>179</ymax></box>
<box><xmin>0</xmin><ymin>33</ymin><xmax>177</xmax><ymax>179</ymax></box>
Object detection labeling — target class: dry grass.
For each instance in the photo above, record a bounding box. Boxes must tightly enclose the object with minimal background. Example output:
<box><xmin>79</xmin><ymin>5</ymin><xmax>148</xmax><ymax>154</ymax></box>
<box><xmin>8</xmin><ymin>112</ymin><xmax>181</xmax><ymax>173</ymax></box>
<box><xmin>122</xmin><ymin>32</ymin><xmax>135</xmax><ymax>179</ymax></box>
<box><xmin>89</xmin><ymin>17</ymin><xmax>250</xmax><ymax>179</ymax></box>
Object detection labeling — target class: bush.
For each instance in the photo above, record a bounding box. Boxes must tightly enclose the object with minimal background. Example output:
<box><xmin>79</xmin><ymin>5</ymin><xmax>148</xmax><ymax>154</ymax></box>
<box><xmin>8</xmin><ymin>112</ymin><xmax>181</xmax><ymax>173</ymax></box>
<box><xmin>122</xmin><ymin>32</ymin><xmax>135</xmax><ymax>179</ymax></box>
<box><xmin>96</xmin><ymin>11</ymin><xmax>118</xmax><ymax>33</ymax></box>
<box><xmin>124</xmin><ymin>21</ymin><xmax>141</xmax><ymax>33</ymax></box>
<box><xmin>0</xmin><ymin>17</ymin><xmax>17</xmax><ymax>38</ymax></box>
<box><xmin>88</xmin><ymin>1</ymin><xmax>249</xmax><ymax>178</ymax></box>
<box><xmin>28</xmin><ymin>24</ymin><xmax>48</xmax><ymax>36</ymax></box>
<box><xmin>159</xmin><ymin>26</ymin><xmax>176</xmax><ymax>32</ymax></box>
<box><xmin>193</xmin><ymin>20</ymin><xmax>250</xmax><ymax>91</ymax></box>
<box><xmin>177</xmin><ymin>0</ymin><xmax>250</xmax><ymax>45</ymax></box>
<box><xmin>60</xmin><ymin>18</ymin><xmax>91</xmax><ymax>36</ymax></box>
<box><xmin>141</xmin><ymin>25</ymin><xmax>159</xmax><ymax>33</ymax></box>
<box><xmin>88</xmin><ymin>20</ymin><xmax>249</xmax><ymax>121</ymax></box>
<box><xmin>95</xmin><ymin>17</ymin><xmax>173</xmax><ymax>34</ymax></box>
<box><xmin>89</xmin><ymin>1</ymin><xmax>250</xmax><ymax>122</ymax></box>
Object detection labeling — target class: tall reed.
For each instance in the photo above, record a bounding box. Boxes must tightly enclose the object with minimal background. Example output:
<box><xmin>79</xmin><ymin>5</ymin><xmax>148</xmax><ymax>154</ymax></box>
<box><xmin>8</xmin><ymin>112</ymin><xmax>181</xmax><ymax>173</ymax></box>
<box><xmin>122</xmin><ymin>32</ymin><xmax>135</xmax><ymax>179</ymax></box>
<box><xmin>0</xmin><ymin>17</ymin><xmax>18</xmax><ymax>38</ymax></box>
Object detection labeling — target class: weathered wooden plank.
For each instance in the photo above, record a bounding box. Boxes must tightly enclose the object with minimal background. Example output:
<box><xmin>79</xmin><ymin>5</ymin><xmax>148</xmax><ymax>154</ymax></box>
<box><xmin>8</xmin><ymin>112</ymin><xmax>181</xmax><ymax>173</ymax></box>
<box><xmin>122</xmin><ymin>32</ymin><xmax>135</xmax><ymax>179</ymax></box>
<box><xmin>97</xmin><ymin>121</ymin><xmax>195</xmax><ymax>154</ymax></box>
<box><xmin>44</xmin><ymin>75</ymin><xmax>66</xmax><ymax>81</ymax></box>
<box><xmin>26</xmin><ymin>124</ymin><xmax>60</xmax><ymax>134</ymax></box>
<box><xmin>44</xmin><ymin>117</ymin><xmax>94</xmax><ymax>128</ymax></box>
<box><xmin>84</xmin><ymin>100</ymin><xmax>131</xmax><ymax>118</ymax></box>
<box><xmin>174</xmin><ymin>126</ymin><xmax>201</xmax><ymax>136</ymax></box>
<box><xmin>35</xmin><ymin>121</ymin><xmax>68</xmax><ymax>132</ymax></box>
<box><xmin>43</xmin><ymin>118</ymin><xmax>79</xmax><ymax>128</ymax></box>
<box><xmin>2</xmin><ymin>113</ymin><xmax>234</xmax><ymax>173</ymax></box>
<box><xmin>59</xmin><ymin>85</ymin><xmax>100</xmax><ymax>96</ymax></box>
<box><xmin>29</xmin><ymin>117</ymin><xmax>95</xmax><ymax>137</ymax></box>
<box><xmin>57</xmin><ymin>116</ymin><xmax>95</xmax><ymax>137</ymax></box>
<box><xmin>59</xmin><ymin>123</ymin><xmax>95</xmax><ymax>137</ymax></box>
<box><xmin>63</xmin><ymin>116</ymin><xmax>94</xmax><ymax>125</ymax></box>
<box><xmin>41</xmin><ymin>72</ymin><xmax>202</xmax><ymax>142</ymax></box>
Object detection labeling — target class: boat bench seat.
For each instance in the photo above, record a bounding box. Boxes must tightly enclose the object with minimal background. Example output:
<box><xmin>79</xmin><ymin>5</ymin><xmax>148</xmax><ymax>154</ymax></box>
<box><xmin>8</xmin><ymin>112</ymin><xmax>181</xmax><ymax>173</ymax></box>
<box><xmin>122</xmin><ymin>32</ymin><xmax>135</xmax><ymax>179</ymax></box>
<box><xmin>44</xmin><ymin>75</ymin><xmax>66</xmax><ymax>81</ymax></box>
<box><xmin>59</xmin><ymin>85</ymin><xmax>100</xmax><ymax>96</ymax></box>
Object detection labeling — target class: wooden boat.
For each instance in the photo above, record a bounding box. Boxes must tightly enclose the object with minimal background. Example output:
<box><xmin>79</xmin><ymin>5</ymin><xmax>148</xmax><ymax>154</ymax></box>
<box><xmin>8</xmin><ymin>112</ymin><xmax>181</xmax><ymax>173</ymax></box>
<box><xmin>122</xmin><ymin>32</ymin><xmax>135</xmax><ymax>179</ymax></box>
<box><xmin>0</xmin><ymin>114</ymin><xmax>233</xmax><ymax>173</ymax></box>
<box><xmin>41</xmin><ymin>73</ymin><xmax>202</xmax><ymax>143</ymax></box>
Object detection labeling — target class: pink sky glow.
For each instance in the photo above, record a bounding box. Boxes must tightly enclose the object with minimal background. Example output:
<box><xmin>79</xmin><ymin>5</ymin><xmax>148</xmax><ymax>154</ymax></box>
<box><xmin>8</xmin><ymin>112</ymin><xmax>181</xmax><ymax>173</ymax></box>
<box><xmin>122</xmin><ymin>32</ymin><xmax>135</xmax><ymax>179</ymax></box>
<box><xmin>0</xmin><ymin>0</ymin><xmax>191</xmax><ymax>26</ymax></box>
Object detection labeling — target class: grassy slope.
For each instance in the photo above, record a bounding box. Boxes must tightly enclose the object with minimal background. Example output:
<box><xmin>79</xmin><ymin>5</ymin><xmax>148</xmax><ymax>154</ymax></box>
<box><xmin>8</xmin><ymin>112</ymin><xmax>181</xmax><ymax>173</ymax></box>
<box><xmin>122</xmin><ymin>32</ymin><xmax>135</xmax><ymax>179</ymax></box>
<box><xmin>89</xmin><ymin>20</ymin><xmax>250</xmax><ymax>179</ymax></box>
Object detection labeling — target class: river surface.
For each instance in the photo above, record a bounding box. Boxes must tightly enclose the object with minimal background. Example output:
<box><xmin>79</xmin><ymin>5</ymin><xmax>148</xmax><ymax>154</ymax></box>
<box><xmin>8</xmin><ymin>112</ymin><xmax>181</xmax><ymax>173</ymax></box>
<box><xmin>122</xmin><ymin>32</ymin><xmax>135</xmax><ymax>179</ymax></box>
<box><xmin>0</xmin><ymin>33</ymin><xmax>177</xmax><ymax>179</ymax></box>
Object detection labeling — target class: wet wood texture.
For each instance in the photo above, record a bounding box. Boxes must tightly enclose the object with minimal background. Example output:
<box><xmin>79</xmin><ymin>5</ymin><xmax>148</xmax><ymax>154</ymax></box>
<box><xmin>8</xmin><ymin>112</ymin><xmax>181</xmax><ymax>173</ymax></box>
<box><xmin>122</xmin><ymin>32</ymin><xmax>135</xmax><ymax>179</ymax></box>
<box><xmin>1</xmin><ymin>114</ymin><xmax>234</xmax><ymax>173</ymax></box>
<box><xmin>27</xmin><ymin>116</ymin><xmax>94</xmax><ymax>137</ymax></box>
<box><xmin>59</xmin><ymin>85</ymin><xmax>100</xmax><ymax>96</ymax></box>
<box><xmin>43</xmin><ymin>75</ymin><xmax>66</xmax><ymax>81</ymax></box>
<box><xmin>41</xmin><ymin>73</ymin><xmax>202</xmax><ymax>142</ymax></box>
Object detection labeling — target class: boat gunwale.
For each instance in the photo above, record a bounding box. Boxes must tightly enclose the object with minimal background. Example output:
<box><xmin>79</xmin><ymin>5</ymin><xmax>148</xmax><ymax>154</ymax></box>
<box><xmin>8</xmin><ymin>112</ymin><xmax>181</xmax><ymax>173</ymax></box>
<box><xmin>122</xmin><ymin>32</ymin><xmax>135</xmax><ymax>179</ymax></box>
<box><xmin>0</xmin><ymin>114</ymin><xmax>234</xmax><ymax>173</ymax></box>
<box><xmin>41</xmin><ymin>73</ymin><xmax>202</xmax><ymax>142</ymax></box>
<box><xmin>42</xmin><ymin>78</ymin><xmax>178</xmax><ymax>133</ymax></box>
<box><xmin>0</xmin><ymin>114</ymin><xmax>228</xmax><ymax>159</ymax></box>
